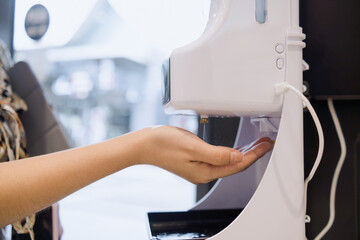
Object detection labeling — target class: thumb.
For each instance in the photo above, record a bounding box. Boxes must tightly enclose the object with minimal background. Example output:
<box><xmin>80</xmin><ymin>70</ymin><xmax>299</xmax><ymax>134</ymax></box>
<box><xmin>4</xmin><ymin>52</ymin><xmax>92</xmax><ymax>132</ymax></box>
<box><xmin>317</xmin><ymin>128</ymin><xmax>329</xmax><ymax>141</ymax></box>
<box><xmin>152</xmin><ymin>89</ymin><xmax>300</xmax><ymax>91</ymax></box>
<box><xmin>197</xmin><ymin>144</ymin><xmax>244</xmax><ymax>166</ymax></box>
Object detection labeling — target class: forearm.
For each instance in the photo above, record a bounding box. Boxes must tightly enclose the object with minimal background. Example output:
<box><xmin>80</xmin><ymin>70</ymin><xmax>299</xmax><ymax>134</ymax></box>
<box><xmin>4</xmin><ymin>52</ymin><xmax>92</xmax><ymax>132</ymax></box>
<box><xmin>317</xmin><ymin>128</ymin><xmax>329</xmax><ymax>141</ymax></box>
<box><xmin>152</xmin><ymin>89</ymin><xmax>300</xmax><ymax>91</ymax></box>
<box><xmin>0</xmin><ymin>129</ymin><xmax>144</xmax><ymax>227</ymax></box>
<box><xmin>0</xmin><ymin>125</ymin><xmax>272</xmax><ymax>228</ymax></box>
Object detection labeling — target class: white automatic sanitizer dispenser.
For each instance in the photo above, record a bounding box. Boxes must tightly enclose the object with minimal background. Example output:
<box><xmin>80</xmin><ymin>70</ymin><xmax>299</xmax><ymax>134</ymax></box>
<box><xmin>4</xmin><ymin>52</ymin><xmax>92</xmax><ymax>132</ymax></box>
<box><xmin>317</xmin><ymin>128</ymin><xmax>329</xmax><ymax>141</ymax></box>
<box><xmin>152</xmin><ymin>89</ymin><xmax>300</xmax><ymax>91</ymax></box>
<box><xmin>155</xmin><ymin>0</ymin><xmax>306</xmax><ymax>239</ymax></box>
<box><xmin>163</xmin><ymin>0</ymin><xmax>304</xmax><ymax>117</ymax></box>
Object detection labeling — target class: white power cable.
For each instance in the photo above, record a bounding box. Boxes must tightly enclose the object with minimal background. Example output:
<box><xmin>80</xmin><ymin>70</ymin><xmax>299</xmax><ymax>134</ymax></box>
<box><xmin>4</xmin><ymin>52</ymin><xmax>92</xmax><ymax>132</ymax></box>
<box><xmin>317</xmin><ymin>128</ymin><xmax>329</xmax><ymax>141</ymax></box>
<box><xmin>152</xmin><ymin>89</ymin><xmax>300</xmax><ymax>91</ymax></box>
<box><xmin>275</xmin><ymin>82</ymin><xmax>325</xmax><ymax>224</ymax></box>
<box><xmin>313</xmin><ymin>99</ymin><xmax>347</xmax><ymax>240</ymax></box>
<box><xmin>276</xmin><ymin>83</ymin><xmax>348</xmax><ymax>240</ymax></box>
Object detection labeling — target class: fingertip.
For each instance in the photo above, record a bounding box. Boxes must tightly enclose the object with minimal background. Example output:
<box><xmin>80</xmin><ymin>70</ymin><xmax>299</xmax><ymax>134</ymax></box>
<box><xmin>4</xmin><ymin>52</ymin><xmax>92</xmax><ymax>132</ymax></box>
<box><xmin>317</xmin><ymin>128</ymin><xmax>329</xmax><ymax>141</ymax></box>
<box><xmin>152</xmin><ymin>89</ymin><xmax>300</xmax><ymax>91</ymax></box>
<box><xmin>270</xmin><ymin>140</ymin><xmax>276</xmax><ymax>148</ymax></box>
<box><xmin>259</xmin><ymin>136</ymin><xmax>272</xmax><ymax>142</ymax></box>
<box><xmin>264</xmin><ymin>140</ymin><xmax>275</xmax><ymax>151</ymax></box>
<box><xmin>234</xmin><ymin>137</ymin><xmax>273</xmax><ymax>153</ymax></box>
<box><xmin>245</xmin><ymin>141</ymin><xmax>273</xmax><ymax>158</ymax></box>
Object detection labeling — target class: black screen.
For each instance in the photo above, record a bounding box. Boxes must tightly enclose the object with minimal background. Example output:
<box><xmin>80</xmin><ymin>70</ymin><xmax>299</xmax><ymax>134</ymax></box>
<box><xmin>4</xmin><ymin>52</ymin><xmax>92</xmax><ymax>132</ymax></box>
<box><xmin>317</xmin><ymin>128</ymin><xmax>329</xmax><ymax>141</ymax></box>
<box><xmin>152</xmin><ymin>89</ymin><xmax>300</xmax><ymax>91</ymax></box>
<box><xmin>162</xmin><ymin>58</ymin><xmax>171</xmax><ymax>105</ymax></box>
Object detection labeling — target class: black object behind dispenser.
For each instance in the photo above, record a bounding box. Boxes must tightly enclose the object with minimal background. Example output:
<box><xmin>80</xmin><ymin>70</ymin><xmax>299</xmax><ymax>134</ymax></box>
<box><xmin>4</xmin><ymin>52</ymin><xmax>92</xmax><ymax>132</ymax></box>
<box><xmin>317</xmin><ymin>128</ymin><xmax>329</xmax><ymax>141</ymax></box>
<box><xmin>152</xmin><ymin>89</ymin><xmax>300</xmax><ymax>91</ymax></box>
<box><xmin>147</xmin><ymin>209</ymin><xmax>242</xmax><ymax>240</ymax></box>
<box><xmin>300</xmin><ymin>0</ymin><xmax>360</xmax><ymax>99</ymax></box>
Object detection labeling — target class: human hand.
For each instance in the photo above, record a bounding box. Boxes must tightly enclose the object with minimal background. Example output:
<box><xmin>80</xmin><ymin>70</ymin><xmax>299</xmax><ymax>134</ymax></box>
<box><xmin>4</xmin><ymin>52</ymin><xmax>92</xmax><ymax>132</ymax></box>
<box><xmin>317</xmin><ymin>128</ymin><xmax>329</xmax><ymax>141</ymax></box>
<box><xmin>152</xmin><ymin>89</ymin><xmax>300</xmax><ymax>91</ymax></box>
<box><xmin>138</xmin><ymin>126</ymin><xmax>273</xmax><ymax>184</ymax></box>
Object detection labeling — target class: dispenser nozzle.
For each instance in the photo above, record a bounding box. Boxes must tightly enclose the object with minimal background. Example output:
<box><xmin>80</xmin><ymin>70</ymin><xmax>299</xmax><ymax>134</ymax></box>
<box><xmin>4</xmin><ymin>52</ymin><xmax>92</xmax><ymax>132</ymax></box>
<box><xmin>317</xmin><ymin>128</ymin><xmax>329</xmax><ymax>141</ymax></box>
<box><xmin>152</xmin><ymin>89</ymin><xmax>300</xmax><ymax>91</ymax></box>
<box><xmin>200</xmin><ymin>115</ymin><xmax>209</xmax><ymax>124</ymax></box>
<box><xmin>200</xmin><ymin>115</ymin><xmax>209</xmax><ymax>142</ymax></box>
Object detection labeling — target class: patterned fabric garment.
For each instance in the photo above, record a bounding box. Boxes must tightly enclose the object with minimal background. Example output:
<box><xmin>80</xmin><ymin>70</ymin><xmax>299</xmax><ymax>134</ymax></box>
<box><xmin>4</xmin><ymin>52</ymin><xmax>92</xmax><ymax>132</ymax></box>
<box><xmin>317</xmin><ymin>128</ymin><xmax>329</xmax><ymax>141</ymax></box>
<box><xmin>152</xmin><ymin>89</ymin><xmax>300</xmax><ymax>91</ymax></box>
<box><xmin>0</xmin><ymin>41</ymin><xmax>35</xmax><ymax>240</ymax></box>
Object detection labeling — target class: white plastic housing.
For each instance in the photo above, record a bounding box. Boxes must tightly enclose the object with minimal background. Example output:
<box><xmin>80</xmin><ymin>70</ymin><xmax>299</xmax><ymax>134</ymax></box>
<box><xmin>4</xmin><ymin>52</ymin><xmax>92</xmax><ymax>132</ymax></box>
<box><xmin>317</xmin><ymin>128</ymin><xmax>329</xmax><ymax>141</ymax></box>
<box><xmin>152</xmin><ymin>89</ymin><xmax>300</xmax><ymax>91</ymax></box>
<box><xmin>163</xmin><ymin>0</ymin><xmax>293</xmax><ymax>117</ymax></box>
<box><xmin>161</xmin><ymin>0</ymin><xmax>306</xmax><ymax>239</ymax></box>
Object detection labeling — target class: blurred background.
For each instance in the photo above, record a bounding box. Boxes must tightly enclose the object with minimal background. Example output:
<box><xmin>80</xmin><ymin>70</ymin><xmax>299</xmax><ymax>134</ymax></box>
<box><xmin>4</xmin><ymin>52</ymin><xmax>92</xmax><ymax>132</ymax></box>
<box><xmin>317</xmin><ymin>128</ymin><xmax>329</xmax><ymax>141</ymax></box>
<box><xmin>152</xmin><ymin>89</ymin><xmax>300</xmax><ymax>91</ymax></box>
<box><xmin>11</xmin><ymin>0</ymin><xmax>211</xmax><ymax>239</ymax></box>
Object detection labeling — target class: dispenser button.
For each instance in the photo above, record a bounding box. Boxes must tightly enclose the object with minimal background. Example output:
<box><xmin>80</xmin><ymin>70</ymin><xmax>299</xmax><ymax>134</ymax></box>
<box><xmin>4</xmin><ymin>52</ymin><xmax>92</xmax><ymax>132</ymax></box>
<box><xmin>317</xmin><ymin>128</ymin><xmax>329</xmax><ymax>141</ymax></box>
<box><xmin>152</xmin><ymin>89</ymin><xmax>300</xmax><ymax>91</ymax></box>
<box><xmin>275</xmin><ymin>44</ymin><xmax>285</xmax><ymax>53</ymax></box>
<box><xmin>276</xmin><ymin>58</ymin><xmax>284</xmax><ymax>69</ymax></box>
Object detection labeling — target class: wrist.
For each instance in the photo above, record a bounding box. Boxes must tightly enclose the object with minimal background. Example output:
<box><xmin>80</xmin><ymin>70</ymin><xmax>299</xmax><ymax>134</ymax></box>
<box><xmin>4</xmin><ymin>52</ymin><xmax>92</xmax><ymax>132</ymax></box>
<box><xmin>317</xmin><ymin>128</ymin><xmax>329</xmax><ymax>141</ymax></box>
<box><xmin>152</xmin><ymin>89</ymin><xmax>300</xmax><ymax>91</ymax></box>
<box><xmin>111</xmin><ymin>127</ymin><xmax>152</xmax><ymax>167</ymax></box>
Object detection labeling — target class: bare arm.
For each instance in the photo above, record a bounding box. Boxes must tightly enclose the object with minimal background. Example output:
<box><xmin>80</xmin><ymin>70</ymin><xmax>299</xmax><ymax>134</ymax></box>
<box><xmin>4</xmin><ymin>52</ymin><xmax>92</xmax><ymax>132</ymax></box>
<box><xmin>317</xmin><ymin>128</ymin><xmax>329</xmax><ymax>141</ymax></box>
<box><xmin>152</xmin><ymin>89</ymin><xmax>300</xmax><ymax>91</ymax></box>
<box><xmin>0</xmin><ymin>126</ymin><xmax>273</xmax><ymax>227</ymax></box>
